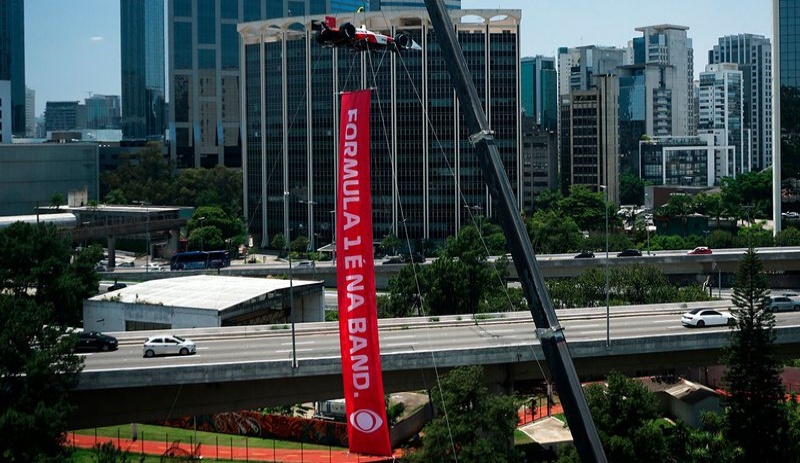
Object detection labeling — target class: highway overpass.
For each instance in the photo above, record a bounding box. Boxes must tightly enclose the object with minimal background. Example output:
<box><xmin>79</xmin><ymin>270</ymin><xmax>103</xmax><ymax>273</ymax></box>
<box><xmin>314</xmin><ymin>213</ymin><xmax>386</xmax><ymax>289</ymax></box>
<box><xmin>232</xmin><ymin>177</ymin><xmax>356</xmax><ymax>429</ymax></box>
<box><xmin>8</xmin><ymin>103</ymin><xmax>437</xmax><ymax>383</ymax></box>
<box><xmin>103</xmin><ymin>246</ymin><xmax>800</xmax><ymax>290</ymax></box>
<box><xmin>68</xmin><ymin>300</ymin><xmax>800</xmax><ymax>429</ymax></box>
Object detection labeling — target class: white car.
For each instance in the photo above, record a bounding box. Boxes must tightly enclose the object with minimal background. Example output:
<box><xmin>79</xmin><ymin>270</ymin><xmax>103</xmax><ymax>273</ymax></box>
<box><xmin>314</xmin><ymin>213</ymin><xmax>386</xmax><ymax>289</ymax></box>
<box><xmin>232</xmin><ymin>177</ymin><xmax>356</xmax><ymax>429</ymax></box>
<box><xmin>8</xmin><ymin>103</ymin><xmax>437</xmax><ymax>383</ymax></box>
<box><xmin>141</xmin><ymin>262</ymin><xmax>166</xmax><ymax>271</ymax></box>
<box><xmin>681</xmin><ymin>308</ymin><xmax>735</xmax><ymax>328</ymax></box>
<box><xmin>143</xmin><ymin>335</ymin><xmax>196</xmax><ymax>357</ymax></box>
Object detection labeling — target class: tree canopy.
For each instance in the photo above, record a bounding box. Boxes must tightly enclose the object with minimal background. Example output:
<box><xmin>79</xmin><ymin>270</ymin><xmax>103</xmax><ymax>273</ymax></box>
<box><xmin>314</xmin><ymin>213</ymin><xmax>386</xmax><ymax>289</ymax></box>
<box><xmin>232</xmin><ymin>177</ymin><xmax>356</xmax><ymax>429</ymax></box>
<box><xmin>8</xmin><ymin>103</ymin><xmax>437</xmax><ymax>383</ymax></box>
<box><xmin>406</xmin><ymin>365</ymin><xmax>521</xmax><ymax>463</ymax></box>
<box><xmin>722</xmin><ymin>247</ymin><xmax>795</xmax><ymax>461</ymax></box>
<box><xmin>0</xmin><ymin>222</ymin><xmax>101</xmax><ymax>326</ymax></box>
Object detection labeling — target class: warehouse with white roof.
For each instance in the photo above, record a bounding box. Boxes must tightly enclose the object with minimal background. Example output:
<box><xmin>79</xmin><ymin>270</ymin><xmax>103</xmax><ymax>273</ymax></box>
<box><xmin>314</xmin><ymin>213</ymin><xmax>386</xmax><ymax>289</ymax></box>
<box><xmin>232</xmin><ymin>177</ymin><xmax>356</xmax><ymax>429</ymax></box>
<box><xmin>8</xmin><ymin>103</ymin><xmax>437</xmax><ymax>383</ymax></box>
<box><xmin>83</xmin><ymin>275</ymin><xmax>324</xmax><ymax>332</ymax></box>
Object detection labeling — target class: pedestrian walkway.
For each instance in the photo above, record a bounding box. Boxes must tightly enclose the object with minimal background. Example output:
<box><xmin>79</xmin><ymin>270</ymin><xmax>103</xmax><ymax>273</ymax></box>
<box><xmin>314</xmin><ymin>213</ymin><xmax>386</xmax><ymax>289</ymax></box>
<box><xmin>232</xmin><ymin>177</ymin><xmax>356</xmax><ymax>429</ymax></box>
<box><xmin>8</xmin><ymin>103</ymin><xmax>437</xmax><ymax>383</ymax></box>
<box><xmin>517</xmin><ymin>402</ymin><xmax>564</xmax><ymax>426</ymax></box>
<box><xmin>68</xmin><ymin>433</ymin><xmax>401</xmax><ymax>463</ymax></box>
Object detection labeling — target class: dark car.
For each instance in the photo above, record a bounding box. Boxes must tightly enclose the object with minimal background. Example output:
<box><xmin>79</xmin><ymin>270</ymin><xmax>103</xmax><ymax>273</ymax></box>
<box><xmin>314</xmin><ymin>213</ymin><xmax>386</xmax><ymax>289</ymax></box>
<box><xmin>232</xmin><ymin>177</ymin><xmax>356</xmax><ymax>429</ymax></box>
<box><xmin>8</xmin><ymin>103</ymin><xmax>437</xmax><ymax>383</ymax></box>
<box><xmin>617</xmin><ymin>248</ymin><xmax>642</xmax><ymax>257</ymax></box>
<box><xmin>76</xmin><ymin>331</ymin><xmax>118</xmax><ymax>352</ymax></box>
<box><xmin>574</xmin><ymin>251</ymin><xmax>595</xmax><ymax>259</ymax></box>
<box><xmin>107</xmin><ymin>281</ymin><xmax>127</xmax><ymax>292</ymax></box>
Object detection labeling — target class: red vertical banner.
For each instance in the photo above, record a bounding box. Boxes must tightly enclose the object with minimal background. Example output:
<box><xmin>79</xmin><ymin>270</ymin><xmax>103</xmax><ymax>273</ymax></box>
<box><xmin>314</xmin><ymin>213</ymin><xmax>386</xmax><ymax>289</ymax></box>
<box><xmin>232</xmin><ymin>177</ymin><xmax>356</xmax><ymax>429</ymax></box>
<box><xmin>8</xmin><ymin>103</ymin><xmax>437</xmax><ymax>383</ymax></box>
<box><xmin>335</xmin><ymin>89</ymin><xmax>391</xmax><ymax>456</ymax></box>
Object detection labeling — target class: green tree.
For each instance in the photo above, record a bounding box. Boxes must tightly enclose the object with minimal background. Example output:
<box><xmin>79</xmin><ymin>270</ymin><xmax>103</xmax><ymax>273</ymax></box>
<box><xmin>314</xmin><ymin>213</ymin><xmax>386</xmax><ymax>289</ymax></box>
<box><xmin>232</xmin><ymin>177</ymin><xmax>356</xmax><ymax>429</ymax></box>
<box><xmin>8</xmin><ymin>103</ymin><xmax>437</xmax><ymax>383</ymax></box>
<box><xmin>188</xmin><ymin>206</ymin><xmax>246</xmax><ymax>251</ymax></box>
<box><xmin>558</xmin><ymin>185</ymin><xmax>608</xmax><ymax>231</ymax></box>
<box><xmin>619</xmin><ymin>173</ymin><xmax>645</xmax><ymax>206</ymax></box>
<box><xmin>694</xmin><ymin>192</ymin><xmax>729</xmax><ymax>230</ymax></box>
<box><xmin>171</xmin><ymin>165</ymin><xmax>244</xmax><ymax>217</ymax></box>
<box><xmin>271</xmin><ymin>233</ymin><xmax>287</xmax><ymax>254</ymax></box>
<box><xmin>776</xmin><ymin>226</ymin><xmax>800</xmax><ymax>247</ymax></box>
<box><xmin>100</xmin><ymin>142</ymin><xmax>173</xmax><ymax>205</ymax></box>
<box><xmin>526</xmin><ymin>210</ymin><xmax>583</xmax><ymax>254</ymax></box>
<box><xmin>722</xmin><ymin>247</ymin><xmax>794</xmax><ymax>461</ymax></box>
<box><xmin>533</xmin><ymin>188</ymin><xmax>563</xmax><ymax>214</ymax></box>
<box><xmin>583</xmin><ymin>371</ymin><xmax>668</xmax><ymax>463</ymax></box>
<box><xmin>407</xmin><ymin>365</ymin><xmax>521</xmax><ymax>463</ymax></box>
<box><xmin>49</xmin><ymin>193</ymin><xmax>65</xmax><ymax>209</ymax></box>
<box><xmin>103</xmin><ymin>188</ymin><xmax>128</xmax><ymax>205</ymax></box>
<box><xmin>290</xmin><ymin>235</ymin><xmax>309</xmax><ymax>255</ymax></box>
<box><xmin>0</xmin><ymin>222</ymin><xmax>100</xmax><ymax>325</ymax></box>
<box><xmin>380</xmin><ymin>234</ymin><xmax>402</xmax><ymax>256</ymax></box>
<box><xmin>720</xmin><ymin>170</ymin><xmax>772</xmax><ymax>220</ymax></box>
<box><xmin>657</xmin><ymin>193</ymin><xmax>695</xmax><ymax>237</ymax></box>
<box><xmin>187</xmin><ymin>226</ymin><xmax>224</xmax><ymax>252</ymax></box>
<box><xmin>0</xmin><ymin>296</ymin><xmax>82</xmax><ymax>462</ymax></box>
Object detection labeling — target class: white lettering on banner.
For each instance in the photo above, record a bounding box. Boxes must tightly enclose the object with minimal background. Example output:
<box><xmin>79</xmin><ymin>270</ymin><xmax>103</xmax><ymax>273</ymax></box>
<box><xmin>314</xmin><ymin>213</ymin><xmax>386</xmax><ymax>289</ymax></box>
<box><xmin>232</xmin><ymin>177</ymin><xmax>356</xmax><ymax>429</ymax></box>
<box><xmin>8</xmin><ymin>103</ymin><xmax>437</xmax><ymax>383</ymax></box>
<box><xmin>345</xmin><ymin>274</ymin><xmax>365</xmax><ymax>311</ymax></box>
<box><xmin>343</xmin><ymin>255</ymin><xmax>363</xmax><ymax>269</ymax></box>
<box><xmin>348</xmin><ymin>318</ymin><xmax>371</xmax><ymax>392</ymax></box>
<box><xmin>342</xmin><ymin>211</ymin><xmax>360</xmax><ymax>230</ymax></box>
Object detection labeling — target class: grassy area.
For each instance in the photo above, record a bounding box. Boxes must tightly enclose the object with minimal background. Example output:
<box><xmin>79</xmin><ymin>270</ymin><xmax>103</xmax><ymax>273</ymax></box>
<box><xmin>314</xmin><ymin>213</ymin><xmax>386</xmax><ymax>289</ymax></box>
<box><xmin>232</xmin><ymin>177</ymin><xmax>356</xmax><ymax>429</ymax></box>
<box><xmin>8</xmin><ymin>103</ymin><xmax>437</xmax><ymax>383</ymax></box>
<box><xmin>514</xmin><ymin>429</ymin><xmax>533</xmax><ymax>445</ymax></box>
<box><xmin>72</xmin><ymin>423</ymin><xmax>335</xmax><ymax>451</ymax></box>
<box><xmin>71</xmin><ymin>447</ymin><xmax>247</xmax><ymax>462</ymax></box>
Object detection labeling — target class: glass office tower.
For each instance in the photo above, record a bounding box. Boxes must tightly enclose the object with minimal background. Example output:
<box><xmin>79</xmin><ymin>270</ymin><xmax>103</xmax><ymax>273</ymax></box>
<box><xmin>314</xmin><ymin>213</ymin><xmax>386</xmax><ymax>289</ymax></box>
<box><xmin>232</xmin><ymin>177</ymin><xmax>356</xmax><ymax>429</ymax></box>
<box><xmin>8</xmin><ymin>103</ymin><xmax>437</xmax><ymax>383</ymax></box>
<box><xmin>121</xmin><ymin>0</ymin><xmax>166</xmax><ymax>140</ymax></box>
<box><xmin>239</xmin><ymin>9</ymin><xmax>521</xmax><ymax>248</ymax></box>
<box><xmin>168</xmin><ymin>0</ymin><xmax>369</xmax><ymax>169</ymax></box>
<box><xmin>775</xmin><ymin>0</ymin><xmax>800</xmax><ymax>231</ymax></box>
<box><xmin>0</xmin><ymin>0</ymin><xmax>25</xmax><ymax>137</ymax></box>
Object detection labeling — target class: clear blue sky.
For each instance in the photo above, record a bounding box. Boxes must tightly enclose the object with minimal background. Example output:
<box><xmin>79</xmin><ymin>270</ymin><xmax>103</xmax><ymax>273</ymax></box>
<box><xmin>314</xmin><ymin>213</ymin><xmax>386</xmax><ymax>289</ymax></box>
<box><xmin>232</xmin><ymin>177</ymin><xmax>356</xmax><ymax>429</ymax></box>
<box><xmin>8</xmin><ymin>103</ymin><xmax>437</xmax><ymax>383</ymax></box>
<box><xmin>24</xmin><ymin>0</ymin><xmax>771</xmax><ymax>117</ymax></box>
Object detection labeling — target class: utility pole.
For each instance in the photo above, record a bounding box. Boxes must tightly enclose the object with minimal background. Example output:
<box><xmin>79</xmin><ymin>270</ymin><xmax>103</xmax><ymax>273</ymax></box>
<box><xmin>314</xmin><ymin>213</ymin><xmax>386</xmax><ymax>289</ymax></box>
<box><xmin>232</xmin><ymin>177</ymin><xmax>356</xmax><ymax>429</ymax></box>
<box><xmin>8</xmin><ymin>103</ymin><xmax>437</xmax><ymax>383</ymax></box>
<box><xmin>423</xmin><ymin>1</ymin><xmax>607</xmax><ymax>461</ymax></box>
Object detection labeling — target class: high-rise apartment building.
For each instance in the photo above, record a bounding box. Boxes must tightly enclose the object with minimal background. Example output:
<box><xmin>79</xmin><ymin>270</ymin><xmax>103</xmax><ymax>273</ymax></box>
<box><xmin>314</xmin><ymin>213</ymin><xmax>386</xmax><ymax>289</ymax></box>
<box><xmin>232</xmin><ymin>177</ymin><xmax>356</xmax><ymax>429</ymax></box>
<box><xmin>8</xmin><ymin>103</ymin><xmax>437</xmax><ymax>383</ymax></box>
<box><xmin>557</xmin><ymin>46</ymin><xmax>626</xmax><ymax>97</ymax></box>
<box><xmin>708</xmin><ymin>34</ymin><xmax>772</xmax><ymax>170</ymax></box>
<box><xmin>632</xmin><ymin>25</ymin><xmax>694</xmax><ymax>137</ymax></box>
<box><xmin>0</xmin><ymin>0</ymin><xmax>25</xmax><ymax>137</ymax></box>
<box><xmin>698</xmin><ymin>63</ymin><xmax>748</xmax><ymax>179</ymax></box>
<box><xmin>559</xmin><ymin>74</ymin><xmax>620</xmax><ymax>204</ymax></box>
<box><xmin>774</xmin><ymin>0</ymin><xmax>800</xmax><ymax>231</ymax></box>
<box><xmin>521</xmin><ymin>56</ymin><xmax>557</xmax><ymax>132</ymax></box>
<box><xmin>239</xmin><ymin>9</ymin><xmax>521</xmax><ymax>247</ymax></box>
<box><xmin>25</xmin><ymin>86</ymin><xmax>34</xmax><ymax>137</ymax></box>
<box><xmin>121</xmin><ymin>0</ymin><xmax>166</xmax><ymax>140</ymax></box>
<box><xmin>520</xmin><ymin>116</ymin><xmax>558</xmax><ymax>213</ymax></box>
<box><xmin>167</xmin><ymin>0</ymin><xmax>368</xmax><ymax>169</ymax></box>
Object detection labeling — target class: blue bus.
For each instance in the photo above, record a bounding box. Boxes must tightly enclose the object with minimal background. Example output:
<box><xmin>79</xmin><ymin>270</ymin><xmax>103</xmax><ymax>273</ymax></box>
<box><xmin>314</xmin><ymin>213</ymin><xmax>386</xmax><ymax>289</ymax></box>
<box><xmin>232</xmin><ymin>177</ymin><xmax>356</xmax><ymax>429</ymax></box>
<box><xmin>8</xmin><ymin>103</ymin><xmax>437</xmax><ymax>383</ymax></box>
<box><xmin>170</xmin><ymin>250</ymin><xmax>230</xmax><ymax>270</ymax></box>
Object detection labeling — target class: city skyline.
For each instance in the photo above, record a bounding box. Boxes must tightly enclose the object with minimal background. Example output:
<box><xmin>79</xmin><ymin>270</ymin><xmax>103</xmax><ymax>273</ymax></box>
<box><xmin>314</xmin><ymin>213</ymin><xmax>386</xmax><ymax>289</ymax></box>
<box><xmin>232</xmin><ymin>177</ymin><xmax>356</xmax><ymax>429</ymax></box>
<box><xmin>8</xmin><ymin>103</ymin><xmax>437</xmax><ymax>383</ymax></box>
<box><xmin>24</xmin><ymin>0</ymin><xmax>771</xmax><ymax>117</ymax></box>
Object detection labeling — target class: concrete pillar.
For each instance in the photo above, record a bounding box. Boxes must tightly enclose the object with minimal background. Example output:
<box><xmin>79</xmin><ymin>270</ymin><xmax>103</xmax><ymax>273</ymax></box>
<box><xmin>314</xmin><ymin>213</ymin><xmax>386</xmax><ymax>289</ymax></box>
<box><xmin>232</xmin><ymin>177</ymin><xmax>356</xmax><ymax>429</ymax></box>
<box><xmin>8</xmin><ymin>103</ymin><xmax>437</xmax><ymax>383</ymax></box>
<box><xmin>166</xmin><ymin>227</ymin><xmax>180</xmax><ymax>257</ymax></box>
<box><xmin>107</xmin><ymin>235</ymin><xmax>116</xmax><ymax>270</ymax></box>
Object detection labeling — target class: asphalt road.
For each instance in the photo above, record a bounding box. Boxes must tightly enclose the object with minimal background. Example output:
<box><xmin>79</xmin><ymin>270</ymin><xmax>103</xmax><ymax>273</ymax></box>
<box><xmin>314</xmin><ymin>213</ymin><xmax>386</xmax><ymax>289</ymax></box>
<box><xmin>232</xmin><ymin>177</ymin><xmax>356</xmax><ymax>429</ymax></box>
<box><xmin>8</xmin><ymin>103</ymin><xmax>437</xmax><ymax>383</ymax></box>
<box><xmin>79</xmin><ymin>301</ymin><xmax>800</xmax><ymax>373</ymax></box>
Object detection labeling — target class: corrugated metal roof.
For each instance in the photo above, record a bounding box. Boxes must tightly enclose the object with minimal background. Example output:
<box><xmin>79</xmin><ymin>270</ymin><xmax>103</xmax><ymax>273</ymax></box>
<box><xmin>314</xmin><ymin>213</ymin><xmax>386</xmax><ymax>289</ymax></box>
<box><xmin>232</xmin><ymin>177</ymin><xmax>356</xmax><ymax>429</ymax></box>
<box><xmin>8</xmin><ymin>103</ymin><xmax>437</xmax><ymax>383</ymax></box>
<box><xmin>89</xmin><ymin>275</ymin><xmax>321</xmax><ymax>311</ymax></box>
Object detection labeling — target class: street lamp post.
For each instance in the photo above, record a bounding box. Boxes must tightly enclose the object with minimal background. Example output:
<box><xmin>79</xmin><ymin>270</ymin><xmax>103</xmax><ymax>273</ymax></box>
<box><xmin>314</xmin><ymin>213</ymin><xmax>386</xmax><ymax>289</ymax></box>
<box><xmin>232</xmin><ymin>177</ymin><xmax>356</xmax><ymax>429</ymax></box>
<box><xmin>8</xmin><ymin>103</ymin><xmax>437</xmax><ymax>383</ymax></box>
<box><xmin>197</xmin><ymin>216</ymin><xmax>206</xmax><ymax>251</ymax></box>
<box><xmin>600</xmin><ymin>185</ymin><xmax>610</xmax><ymax>348</ymax></box>
<box><xmin>300</xmin><ymin>200</ymin><xmax>316</xmax><ymax>252</ymax></box>
<box><xmin>287</xmin><ymin>243</ymin><xmax>297</xmax><ymax>369</ymax></box>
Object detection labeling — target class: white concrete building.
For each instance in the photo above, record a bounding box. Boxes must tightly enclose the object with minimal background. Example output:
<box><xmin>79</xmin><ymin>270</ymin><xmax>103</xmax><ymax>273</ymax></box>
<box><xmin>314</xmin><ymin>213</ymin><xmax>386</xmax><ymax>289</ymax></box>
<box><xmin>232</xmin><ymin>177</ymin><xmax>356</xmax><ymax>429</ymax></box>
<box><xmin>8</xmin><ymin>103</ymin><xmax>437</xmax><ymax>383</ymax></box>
<box><xmin>698</xmin><ymin>63</ymin><xmax>749</xmax><ymax>178</ymax></box>
<box><xmin>83</xmin><ymin>275</ymin><xmax>325</xmax><ymax>332</ymax></box>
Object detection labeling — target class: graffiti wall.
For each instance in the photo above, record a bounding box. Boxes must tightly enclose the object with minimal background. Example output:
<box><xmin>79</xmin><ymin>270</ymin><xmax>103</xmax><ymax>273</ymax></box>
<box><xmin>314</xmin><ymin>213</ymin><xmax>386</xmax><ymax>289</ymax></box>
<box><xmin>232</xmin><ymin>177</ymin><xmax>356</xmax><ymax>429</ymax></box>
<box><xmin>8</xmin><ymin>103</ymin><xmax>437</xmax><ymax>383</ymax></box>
<box><xmin>158</xmin><ymin>411</ymin><xmax>348</xmax><ymax>447</ymax></box>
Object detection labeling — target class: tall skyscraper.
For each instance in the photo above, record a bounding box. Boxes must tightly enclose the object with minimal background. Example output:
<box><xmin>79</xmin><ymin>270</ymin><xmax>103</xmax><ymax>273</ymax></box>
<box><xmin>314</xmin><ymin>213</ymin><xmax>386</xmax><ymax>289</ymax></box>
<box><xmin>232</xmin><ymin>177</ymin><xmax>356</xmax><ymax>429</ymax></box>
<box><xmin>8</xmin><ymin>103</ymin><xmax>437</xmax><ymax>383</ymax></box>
<box><xmin>698</xmin><ymin>63</ymin><xmax>748</xmax><ymax>179</ymax></box>
<box><xmin>167</xmin><ymin>0</ymin><xmax>367</xmax><ymax>169</ymax></box>
<box><xmin>521</xmin><ymin>56</ymin><xmax>557</xmax><ymax>132</ymax></box>
<box><xmin>557</xmin><ymin>46</ymin><xmax>626</xmax><ymax>97</ymax></box>
<box><xmin>774</xmin><ymin>0</ymin><xmax>800</xmax><ymax>231</ymax></box>
<box><xmin>559</xmin><ymin>75</ymin><xmax>620</xmax><ymax>204</ymax></box>
<box><xmin>25</xmin><ymin>86</ymin><xmax>34</xmax><ymax>137</ymax></box>
<box><xmin>708</xmin><ymin>34</ymin><xmax>772</xmax><ymax>170</ymax></box>
<box><xmin>633</xmin><ymin>25</ymin><xmax>694</xmax><ymax>137</ymax></box>
<box><xmin>121</xmin><ymin>0</ymin><xmax>165</xmax><ymax>140</ymax></box>
<box><xmin>0</xmin><ymin>0</ymin><xmax>25</xmax><ymax>137</ymax></box>
<box><xmin>239</xmin><ymin>9</ymin><xmax>521</xmax><ymax>247</ymax></box>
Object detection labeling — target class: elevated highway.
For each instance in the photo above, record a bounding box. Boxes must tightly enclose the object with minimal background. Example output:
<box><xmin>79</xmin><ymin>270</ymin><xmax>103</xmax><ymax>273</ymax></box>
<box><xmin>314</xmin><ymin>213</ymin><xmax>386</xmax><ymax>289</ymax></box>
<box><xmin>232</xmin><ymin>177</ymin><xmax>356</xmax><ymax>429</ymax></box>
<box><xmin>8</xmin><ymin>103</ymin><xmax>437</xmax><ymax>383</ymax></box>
<box><xmin>68</xmin><ymin>300</ymin><xmax>800</xmax><ymax>429</ymax></box>
<box><xmin>104</xmin><ymin>247</ymin><xmax>800</xmax><ymax>289</ymax></box>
